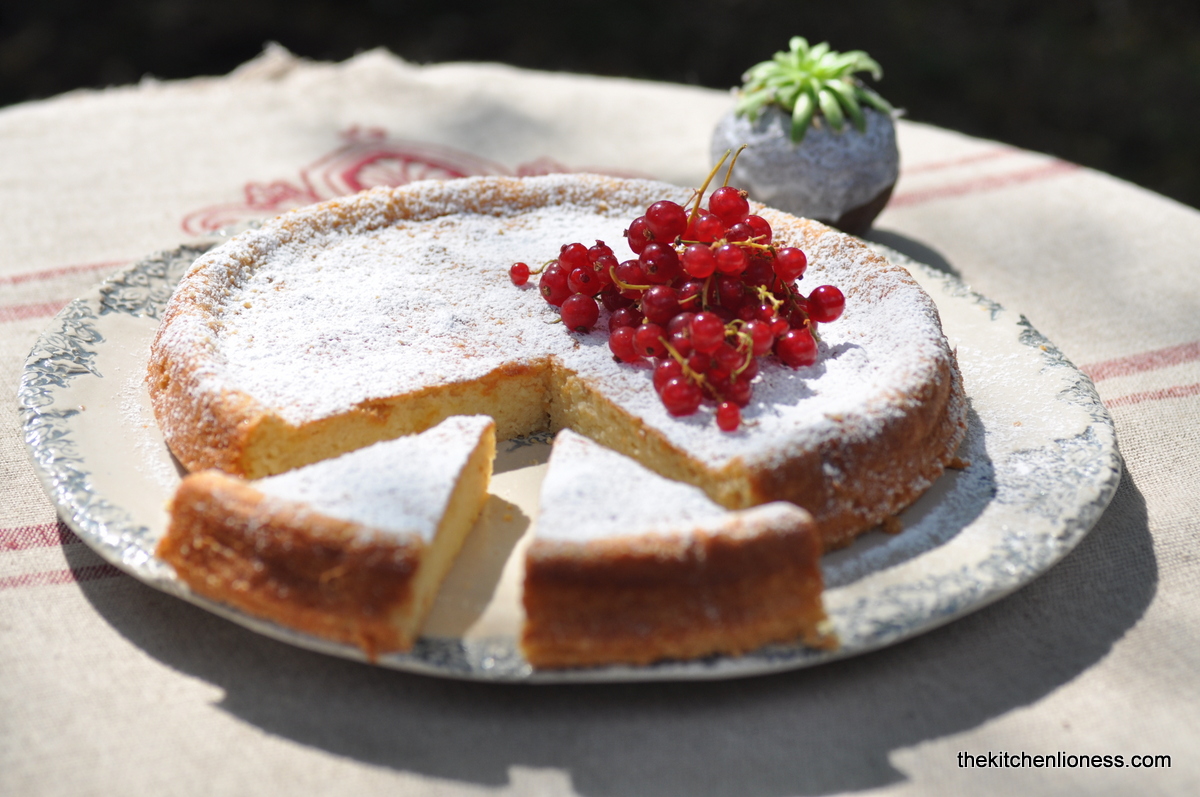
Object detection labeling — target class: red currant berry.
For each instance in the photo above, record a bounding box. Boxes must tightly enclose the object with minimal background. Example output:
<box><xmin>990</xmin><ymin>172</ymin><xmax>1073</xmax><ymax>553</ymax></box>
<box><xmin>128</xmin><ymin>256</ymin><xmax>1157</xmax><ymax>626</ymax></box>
<box><xmin>568</xmin><ymin>266</ymin><xmax>602</xmax><ymax>296</ymax></box>
<box><xmin>770</xmin><ymin>317</ymin><xmax>791</xmax><ymax>337</ymax></box>
<box><xmin>689</xmin><ymin>312</ymin><xmax>726</xmax><ymax>354</ymax></box>
<box><xmin>695</xmin><ymin>212</ymin><xmax>726</xmax><ymax>243</ymax></box>
<box><xmin>609</xmin><ymin>306</ymin><xmax>642</xmax><ymax>330</ymax></box>
<box><xmin>660</xmin><ymin>376</ymin><xmax>703</xmax><ymax>416</ymax></box>
<box><xmin>645</xmin><ymin>200</ymin><xmax>688</xmax><ymax>242</ymax></box>
<box><xmin>714</xmin><ymin>342</ymin><xmax>745</xmax><ymax>374</ymax></box>
<box><xmin>633</xmin><ymin>323</ymin><xmax>668</xmax><ymax>359</ymax></box>
<box><xmin>745</xmin><ymin>215</ymin><xmax>772</xmax><ymax>244</ymax></box>
<box><xmin>539</xmin><ymin>262</ymin><xmax>571</xmax><ymax>307</ymax></box>
<box><xmin>614</xmin><ymin>259</ymin><xmax>647</xmax><ymax>299</ymax></box>
<box><xmin>715</xmin><ymin>244</ymin><xmax>748</xmax><ymax>275</ymax></box>
<box><xmin>742</xmin><ymin>257</ymin><xmax>775</xmax><ymax>286</ymax></box>
<box><xmin>743</xmin><ymin>319</ymin><xmax>774</xmax><ymax>356</ymax></box>
<box><xmin>509</xmin><ymin>262</ymin><xmax>531</xmax><ymax>286</ymax></box>
<box><xmin>776</xmin><ymin>328</ymin><xmax>818</xmax><ymax>368</ymax></box>
<box><xmin>788</xmin><ymin>306</ymin><xmax>811</xmax><ymax>331</ymax></box>
<box><xmin>808</xmin><ymin>285</ymin><xmax>846</xmax><ymax>323</ymax></box>
<box><xmin>716</xmin><ymin>401</ymin><xmax>742</xmax><ymax>431</ymax></box>
<box><xmin>729</xmin><ymin>374</ymin><xmax>755</xmax><ymax>405</ymax></box>
<box><xmin>667</xmin><ymin>311</ymin><xmax>695</xmax><ymax>337</ymax></box>
<box><xmin>739</xmin><ymin>354</ymin><xmax>759</xmax><ymax>381</ymax></box>
<box><xmin>726</xmin><ymin>222</ymin><xmax>753</xmax><ymax>243</ymax></box>
<box><xmin>682</xmin><ymin>243</ymin><xmax>717</xmax><ymax>279</ymax></box>
<box><xmin>687</xmin><ymin>351</ymin><xmax>712</xmax><ymax>374</ymax></box>
<box><xmin>588</xmin><ymin>241</ymin><xmax>615</xmax><ymax>263</ymax></box>
<box><xmin>774</xmin><ymin>247</ymin><xmax>808</xmax><ymax>282</ymax></box>
<box><xmin>669</xmin><ymin>332</ymin><xmax>693</xmax><ymax>358</ymax></box>
<box><xmin>677</xmin><ymin>280</ymin><xmax>704</xmax><ymax>309</ymax></box>
<box><xmin>640</xmin><ymin>285</ymin><xmax>681</xmax><ymax>325</ymax></box>
<box><xmin>561</xmin><ymin>293</ymin><xmax>599</xmax><ymax>332</ymax></box>
<box><xmin>717</xmin><ymin>276</ymin><xmax>746</xmax><ymax>309</ymax></box>
<box><xmin>592</xmin><ymin>254</ymin><xmax>618</xmax><ymax>286</ymax></box>
<box><xmin>600</xmin><ymin>287</ymin><xmax>632</xmax><ymax>311</ymax></box>
<box><xmin>639</xmin><ymin>242</ymin><xmax>681</xmax><ymax>284</ymax></box>
<box><xmin>625</xmin><ymin>217</ymin><xmax>653</xmax><ymax>254</ymax></box>
<box><xmin>709</xmin><ymin>186</ymin><xmax>750</xmax><ymax>226</ymax></box>
<box><xmin>653</xmin><ymin>359</ymin><xmax>684</xmax><ymax>393</ymax></box>
<box><xmin>559</xmin><ymin>242</ymin><xmax>590</xmax><ymax>271</ymax></box>
<box><xmin>614</xmin><ymin>258</ymin><xmax>646</xmax><ymax>285</ymax></box>
<box><xmin>608</xmin><ymin>326</ymin><xmax>640</xmax><ymax>363</ymax></box>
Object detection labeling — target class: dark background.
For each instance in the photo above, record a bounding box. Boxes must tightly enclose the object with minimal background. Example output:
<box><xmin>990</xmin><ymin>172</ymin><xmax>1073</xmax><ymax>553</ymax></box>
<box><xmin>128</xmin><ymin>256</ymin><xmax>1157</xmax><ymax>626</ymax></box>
<box><xmin>3</xmin><ymin>0</ymin><xmax>1198</xmax><ymax>210</ymax></box>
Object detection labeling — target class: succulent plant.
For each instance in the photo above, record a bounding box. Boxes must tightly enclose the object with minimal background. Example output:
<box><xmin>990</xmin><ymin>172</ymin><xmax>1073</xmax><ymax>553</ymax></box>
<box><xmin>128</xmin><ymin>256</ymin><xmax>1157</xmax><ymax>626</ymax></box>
<box><xmin>735</xmin><ymin>37</ymin><xmax>895</xmax><ymax>143</ymax></box>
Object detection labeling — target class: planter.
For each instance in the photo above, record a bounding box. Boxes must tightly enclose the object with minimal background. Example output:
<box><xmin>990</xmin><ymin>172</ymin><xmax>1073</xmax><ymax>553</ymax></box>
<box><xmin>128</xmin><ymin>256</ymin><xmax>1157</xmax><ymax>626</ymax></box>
<box><xmin>711</xmin><ymin>105</ymin><xmax>898</xmax><ymax>236</ymax></box>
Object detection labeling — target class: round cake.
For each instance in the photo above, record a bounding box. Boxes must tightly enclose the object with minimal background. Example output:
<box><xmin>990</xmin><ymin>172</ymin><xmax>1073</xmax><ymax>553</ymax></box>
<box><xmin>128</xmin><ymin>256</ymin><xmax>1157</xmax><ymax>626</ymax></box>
<box><xmin>148</xmin><ymin>173</ymin><xmax>966</xmax><ymax>551</ymax></box>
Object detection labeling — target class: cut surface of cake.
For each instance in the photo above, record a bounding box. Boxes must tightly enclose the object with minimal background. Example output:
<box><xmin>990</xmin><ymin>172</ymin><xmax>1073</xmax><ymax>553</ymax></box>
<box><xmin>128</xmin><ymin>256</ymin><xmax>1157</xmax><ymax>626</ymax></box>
<box><xmin>148</xmin><ymin>173</ymin><xmax>966</xmax><ymax>550</ymax></box>
<box><xmin>522</xmin><ymin>429</ymin><xmax>832</xmax><ymax>668</ymax></box>
<box><xmin>157</xmin><ymin>415</ymin><xmax>496</xmax><ymax>657</ymax></box>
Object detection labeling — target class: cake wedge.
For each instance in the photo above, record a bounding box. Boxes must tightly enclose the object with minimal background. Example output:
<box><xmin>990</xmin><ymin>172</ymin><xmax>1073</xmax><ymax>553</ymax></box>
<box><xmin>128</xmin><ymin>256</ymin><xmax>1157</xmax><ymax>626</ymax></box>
<box><xmin>522</xmin><ymin>429</ymin><xmax>834</xmax><ymax>669</ymax></box>
<box><xmin>158</xmin><ymin>415</ymin><xmax>495</xmax><ymax>658</ymax></box>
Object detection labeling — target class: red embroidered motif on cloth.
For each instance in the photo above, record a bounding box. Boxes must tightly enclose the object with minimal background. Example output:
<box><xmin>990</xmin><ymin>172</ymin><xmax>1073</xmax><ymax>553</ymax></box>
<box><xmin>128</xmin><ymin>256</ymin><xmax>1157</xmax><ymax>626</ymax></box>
<box><xmin>181</xmin><ymin>126</ymin><xmax>640</xmax><ymax>234</ymax></box>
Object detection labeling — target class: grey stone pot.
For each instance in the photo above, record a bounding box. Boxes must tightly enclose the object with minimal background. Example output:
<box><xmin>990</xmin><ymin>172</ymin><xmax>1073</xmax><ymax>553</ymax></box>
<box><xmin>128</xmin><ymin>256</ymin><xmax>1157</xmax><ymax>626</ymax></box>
<box><xmin>711</xmin><ymin>105</ymin><xmax>899</xmax><ymax>235</ymax></box>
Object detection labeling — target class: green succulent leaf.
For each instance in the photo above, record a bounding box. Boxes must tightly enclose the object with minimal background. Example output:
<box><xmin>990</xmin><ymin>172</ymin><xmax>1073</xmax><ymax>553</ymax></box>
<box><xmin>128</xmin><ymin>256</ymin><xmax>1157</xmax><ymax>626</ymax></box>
<box><xmin>735</xmin><ymin>88</ymin><xmax>775</xmax><ymax>120</ymax></box>
<box><xmin>824</xmin><ymin>80</ymin><xmax>866</xmax><ymax>132</ymax></box>
<box><xmin>790</xmin><ymin>91</ymin><xmax>816</xmax><ymax>143</ymax></box>
<box><xmin>856</xmin><ymin>84</ymin><xmax>895</xmax><ymax>115</ymax></box>
<box><xmin>817</xmin><ymin>88</ymin><xmax>844</xmax><ymax>132</ymax></box>
<box><xmin>735</xmin><ymin>37</ymin><xmax>893</xmax><ymax>142</ymax></box>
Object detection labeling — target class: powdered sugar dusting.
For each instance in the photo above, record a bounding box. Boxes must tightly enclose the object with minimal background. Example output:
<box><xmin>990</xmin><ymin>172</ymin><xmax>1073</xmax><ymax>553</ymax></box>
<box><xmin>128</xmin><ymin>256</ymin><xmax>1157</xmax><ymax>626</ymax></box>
<box><xmin>159</xmin><ymin>174</ymin><xmax>956</xmax><ymax>470</ymax></box>
<box><xmin>538</xmin><ymin>429</ymin><xmax>726</xmax><ymax>541</ymax></box>
<box><xmin>539</xmin><ymin>429</ymin><xmax>812</xmax><ymax>543</ymax></box>
<box><xmin>254</xmin><ymin>415</ymin><xmax>491</xmax><ymax>541</ymax></box>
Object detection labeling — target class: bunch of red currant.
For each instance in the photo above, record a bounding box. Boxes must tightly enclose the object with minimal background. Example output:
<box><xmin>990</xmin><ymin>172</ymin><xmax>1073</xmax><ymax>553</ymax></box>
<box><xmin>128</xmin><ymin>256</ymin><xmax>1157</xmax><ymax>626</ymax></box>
<box><xmin>508</xmin><ymin>165</ymin><xmax>844</xmax><ymax>432</ymax></box>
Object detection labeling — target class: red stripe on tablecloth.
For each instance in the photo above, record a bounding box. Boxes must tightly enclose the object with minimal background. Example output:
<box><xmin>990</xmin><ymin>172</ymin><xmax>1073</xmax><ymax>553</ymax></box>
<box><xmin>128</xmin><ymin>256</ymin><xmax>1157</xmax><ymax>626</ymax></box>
<box><xmin>890</xmin><ymin>160</ymin><xmax>1079</xmax><ymax>207</ymax></box>
<box><xmin>0</xmin><ymin>299</ymin><xmax>70</xmax><ymax>323</ymax></box>
<box><xmin>1</xmin><ymin>521</ymin><xmax>81</xmax><ymax>552</ymax></box>
<box><xmin>900</xmin><ymin>147</ymin><xmax>1016</xmax><ymax>175</ymax></box>
<box><xmin>0</xmin><ymin>563</ymin><xmax>124</xmax><ymax>592</ymax></box>
<box><xmin>0</xmin><ymin>260</ymin><xmax>126</xmax><ymax>287</ymax></box>
<box><xmin>1106</xmin><ymin>382</ymin><xmax>1200</xmax><ymax>408</ymax></box>
<box><xmin>1082</xmin><ymin>341</ymin><xmax>1200</xmax><ymax>382</ymax></box>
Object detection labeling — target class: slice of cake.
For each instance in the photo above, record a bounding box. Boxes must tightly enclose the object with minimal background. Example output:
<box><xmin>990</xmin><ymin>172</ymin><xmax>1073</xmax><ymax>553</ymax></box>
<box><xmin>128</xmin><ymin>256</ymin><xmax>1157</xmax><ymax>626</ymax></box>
<box><xmin>522</xmin><ymin>430</ymin><xmax>833</xmax><ymax>669</ymax></box>
<box><xmin>157</xmin><ymin>415</ymin><xmax>496</xmax><ymax>658</ymax></box>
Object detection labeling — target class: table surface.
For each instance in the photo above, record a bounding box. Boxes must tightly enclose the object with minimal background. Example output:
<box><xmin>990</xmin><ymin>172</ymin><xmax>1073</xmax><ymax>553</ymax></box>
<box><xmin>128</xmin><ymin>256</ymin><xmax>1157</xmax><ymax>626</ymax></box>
<box><xmin>2</xmin><ymin>46</ymin><xmax>1197</xmax><ymax>796</ymax></box>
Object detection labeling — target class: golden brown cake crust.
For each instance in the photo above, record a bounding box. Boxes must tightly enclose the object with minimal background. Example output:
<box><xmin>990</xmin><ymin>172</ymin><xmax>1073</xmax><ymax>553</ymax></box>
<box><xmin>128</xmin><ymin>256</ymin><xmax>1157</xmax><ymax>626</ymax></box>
<box><xmin>158</xmin><ymin>470</ymin><xmax>423</xmax><ymax>657</ymax></box>
<box><xmin>521</xmin><ymin>510</ymin><xmax>832</xmax><ymax>669</ymax></box>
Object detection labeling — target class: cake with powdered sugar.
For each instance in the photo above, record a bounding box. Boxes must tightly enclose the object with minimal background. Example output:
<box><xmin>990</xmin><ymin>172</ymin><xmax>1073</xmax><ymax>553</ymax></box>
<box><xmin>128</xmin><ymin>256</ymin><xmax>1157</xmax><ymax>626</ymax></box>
<box><xmin>523</xmin><ymin>429</ymin><xmax>832</xmax><ymax>668</ymax></box>
<box><xmin>157</xmin><ymin>415</ymin><xmax>495</xmax><ymax>657</ymax></box>
<box><xmin>148</xmin><ymin>174</ymin><xmax>966</xmax><ymax>553</ymax></box>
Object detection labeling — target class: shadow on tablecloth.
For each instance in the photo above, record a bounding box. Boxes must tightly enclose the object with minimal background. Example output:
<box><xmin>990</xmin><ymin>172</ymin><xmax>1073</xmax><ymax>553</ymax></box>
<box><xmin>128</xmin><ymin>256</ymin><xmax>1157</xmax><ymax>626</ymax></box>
<box><xmin>68</xmin><ymin>467</ymin><xmax>1153</xmax><ymax>796</ymax></box>
<box><xmin>864</xmin><ymin>230</ymin><xmax>961</xmax><ymax>279</ymax></box>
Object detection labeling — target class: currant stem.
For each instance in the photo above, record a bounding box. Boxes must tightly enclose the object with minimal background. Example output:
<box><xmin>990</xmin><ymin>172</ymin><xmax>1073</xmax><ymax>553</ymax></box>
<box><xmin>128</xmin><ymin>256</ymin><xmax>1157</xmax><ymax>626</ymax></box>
<box><xmin>732</xmin><ymin>332</ymin><xmax>754</xmax><ymax>377</ymax></box>
<box><xmin>722</xmin><ymin>145</ymin><xmax>749</xmax><ymax>188</ymax></box>
<box><xmin>661</xmin><ymin>337</ymin><xmax>708</xmax><ymax>386</ymax></box>
<box><xmin>754</xmin><ymin>284</ymin><xmax>786</xmax><ymax>311</ymax></box>
<box><xmin>690</xmin><ymin>151</ymin><xmax>732</xmax><ymax>225</ymax></box>
<box><xmin>608</xmin><ymin>265</ymin><xmax>652</xmax><ymax>292</ymax></box>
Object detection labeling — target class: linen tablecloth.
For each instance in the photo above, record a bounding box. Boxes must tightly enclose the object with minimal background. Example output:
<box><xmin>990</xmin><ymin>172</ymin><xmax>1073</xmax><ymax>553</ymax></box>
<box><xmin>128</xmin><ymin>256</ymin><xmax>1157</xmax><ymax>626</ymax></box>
<box><xmin>2</xmin><ymin>46</ymin><xmax>1196</xmax><ymax>795</ymax></box>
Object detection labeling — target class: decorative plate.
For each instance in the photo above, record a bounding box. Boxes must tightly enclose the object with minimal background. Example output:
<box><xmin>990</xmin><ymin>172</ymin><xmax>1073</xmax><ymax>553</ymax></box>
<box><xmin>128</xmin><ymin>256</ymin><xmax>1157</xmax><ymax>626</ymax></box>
<box><xmin>18</xmin><ymin>237</ymin><xmax>1121</xmax><ymax>682</ymax></box>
